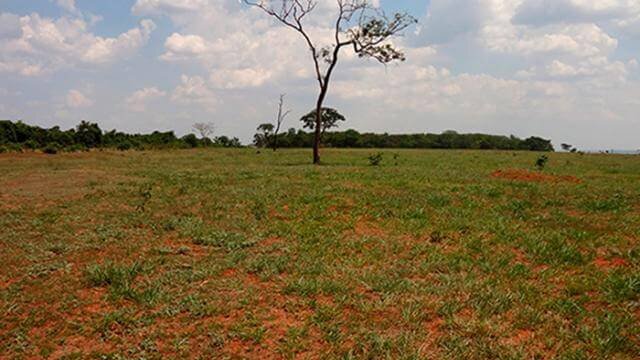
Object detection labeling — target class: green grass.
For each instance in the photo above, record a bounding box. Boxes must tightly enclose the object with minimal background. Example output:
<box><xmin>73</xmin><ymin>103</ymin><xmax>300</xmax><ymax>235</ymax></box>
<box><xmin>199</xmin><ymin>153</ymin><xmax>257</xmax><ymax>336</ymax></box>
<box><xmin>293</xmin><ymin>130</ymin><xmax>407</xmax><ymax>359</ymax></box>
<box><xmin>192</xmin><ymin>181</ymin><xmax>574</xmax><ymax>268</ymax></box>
<box><xmin>0</xmin><ymin>148</ymin><xmax>639</xmax><ymax>358</ymax></box>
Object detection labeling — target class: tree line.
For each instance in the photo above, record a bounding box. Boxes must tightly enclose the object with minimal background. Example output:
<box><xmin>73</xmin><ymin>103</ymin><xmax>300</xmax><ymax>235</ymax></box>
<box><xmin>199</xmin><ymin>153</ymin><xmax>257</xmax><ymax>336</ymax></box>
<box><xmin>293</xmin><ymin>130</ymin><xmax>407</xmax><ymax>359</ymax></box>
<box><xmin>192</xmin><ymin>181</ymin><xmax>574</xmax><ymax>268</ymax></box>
<box><xmin>0</xmin><ymin>120</ymin><xmax>241</xmax><ymax>153</ymax></box>
<box><xmin>255</xmin><ymin>128</ymin><xmax>554</xmax><ymax>152</ymax></box>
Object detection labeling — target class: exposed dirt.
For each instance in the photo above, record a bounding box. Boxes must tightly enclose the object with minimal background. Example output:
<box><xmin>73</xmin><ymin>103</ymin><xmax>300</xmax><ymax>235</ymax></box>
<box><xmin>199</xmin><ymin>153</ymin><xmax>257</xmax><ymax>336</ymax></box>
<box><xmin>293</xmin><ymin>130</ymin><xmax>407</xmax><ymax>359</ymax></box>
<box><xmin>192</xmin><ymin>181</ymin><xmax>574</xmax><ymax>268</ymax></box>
<box><xmin>353</xmin><ymin>219</ymin><xmax>388</xmax><ymax>238</ymax></box>
<box><xmin>491</xmin><ymin>169</ymin><xmax>582</xmax><ymax>184</ymax></box>
<box><xmin>593</xmin><ymin>257</ymin><xmax>628</xmax><ymax>269</ymax></box>
<box><xmin>502</xmin><ymin>329</ymin><xmax>535</xmax><ymax>346</ymax></box>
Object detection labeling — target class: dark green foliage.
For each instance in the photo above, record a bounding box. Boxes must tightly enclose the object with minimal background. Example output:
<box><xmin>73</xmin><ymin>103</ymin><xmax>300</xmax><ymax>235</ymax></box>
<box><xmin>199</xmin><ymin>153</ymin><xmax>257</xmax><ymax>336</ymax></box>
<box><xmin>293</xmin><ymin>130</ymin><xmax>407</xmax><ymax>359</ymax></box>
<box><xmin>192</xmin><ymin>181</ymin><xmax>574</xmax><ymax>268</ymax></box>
<box><xmin>300</xmin><ymin>108</ymin><xmax>346</xmax><ymax>135</ymax></box>
<box><xmin>42</xmin><ymin>143</ymin><xmax>60</xmax><ymax>155</ymax></box>
<box><xmin>117</xmin><ymin>141</ymin><xmax>132</xmax><ymax>151</ymax></box>
<box><xmin>75</xmin><ymin>121</ymin><xmax>103</xmax><ymax>148</ymax></box>
<box><xmin>181</xmin><ymin>133</ymin><xmax>199</xmax><ymax>148</ymax></box>
<box><xmin>0</xmin><ymin>120</ymin><xmax>243</xmax><ymax>153</ymax></box>
<box><xmin>260</xmin><ymin>128</ymin><xmax>554</xmax><ymax>151</ymax></box>
<box><xmin>254</xmin><ymin>123</ymin><xmax>275</xmax><ymax>148</ymax></box>
<box><xmin>536</xmin><ymin>155</ymin><xmax>549</xmax><ymax>170</ymax></box>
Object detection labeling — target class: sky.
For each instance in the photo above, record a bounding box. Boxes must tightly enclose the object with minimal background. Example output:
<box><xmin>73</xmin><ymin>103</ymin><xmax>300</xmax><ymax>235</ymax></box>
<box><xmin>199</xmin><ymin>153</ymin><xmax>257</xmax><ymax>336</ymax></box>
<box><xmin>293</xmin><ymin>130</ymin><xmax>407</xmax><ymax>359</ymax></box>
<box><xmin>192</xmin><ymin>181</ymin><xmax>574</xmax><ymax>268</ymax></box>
<box><xmin>0</xmin><ymin>0</ymin><xmax>639</xmax><ymax>150</ymax></box>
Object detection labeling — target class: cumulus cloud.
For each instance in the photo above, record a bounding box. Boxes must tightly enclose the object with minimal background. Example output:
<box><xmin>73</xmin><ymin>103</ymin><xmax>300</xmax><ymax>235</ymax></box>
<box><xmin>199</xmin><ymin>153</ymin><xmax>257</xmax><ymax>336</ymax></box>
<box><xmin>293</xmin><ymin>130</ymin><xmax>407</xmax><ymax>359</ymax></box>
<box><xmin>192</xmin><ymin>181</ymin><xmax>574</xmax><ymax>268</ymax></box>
<box><xmin>171</xmin><ymin>75</ymin><xmax>217</xmax><ymax>111</ymax></box>
<box><xmin>0</xmin><ymin>13</ymin><xmax>156</xmax><ymax>76</ymax></box>
<box><xmin>126</xmin><ymin>87</ymin><xmax>167</xmax><ymax>112</ymax></box>
<box><xmin>66</xmin><ymin>89</ymin><xmax>93</xmax><ymax>108</ymax></box>
<box><xmin>55</xmin><ymin>0</ymin><xmax>79</xmax><ymax>14</ymax></box>
<box><xmin>2</xmin><ymin>0</ymin><xmax>640</xmax><ymax>149</ymax></box>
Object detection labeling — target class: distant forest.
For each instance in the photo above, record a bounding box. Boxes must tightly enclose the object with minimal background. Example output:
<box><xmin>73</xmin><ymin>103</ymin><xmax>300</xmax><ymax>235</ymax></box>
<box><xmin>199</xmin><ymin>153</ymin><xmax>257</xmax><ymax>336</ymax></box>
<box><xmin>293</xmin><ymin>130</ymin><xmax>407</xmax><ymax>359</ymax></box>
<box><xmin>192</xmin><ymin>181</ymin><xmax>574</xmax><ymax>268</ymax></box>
<box><xmin>0</xmin><ymin>120</ymin><xmax>241</xmax><ymax>153</ymax></box>
<box><xmin>0</xmin><ymin>120</ymin><xmax>554</xmax><ymax>153</ymax></box>
<box><xmin>260</xmin><ymin>129</ymin><xmax>554</xmax><ymax>152</ymax></box>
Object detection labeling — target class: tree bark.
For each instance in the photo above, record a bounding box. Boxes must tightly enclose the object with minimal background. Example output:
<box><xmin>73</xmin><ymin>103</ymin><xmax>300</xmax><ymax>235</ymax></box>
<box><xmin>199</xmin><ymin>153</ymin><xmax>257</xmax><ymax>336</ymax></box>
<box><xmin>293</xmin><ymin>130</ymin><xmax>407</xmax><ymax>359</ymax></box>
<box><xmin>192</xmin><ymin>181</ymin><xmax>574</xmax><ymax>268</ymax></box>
<box><xmin>314</xmin><ymin>85</ymin><xmax>329</xmax><ymax>164</ymax></box>
<box><xmin>313</xmin><ymin>102</ymin><xmax>322</xmax><ymax>164</ymax></box>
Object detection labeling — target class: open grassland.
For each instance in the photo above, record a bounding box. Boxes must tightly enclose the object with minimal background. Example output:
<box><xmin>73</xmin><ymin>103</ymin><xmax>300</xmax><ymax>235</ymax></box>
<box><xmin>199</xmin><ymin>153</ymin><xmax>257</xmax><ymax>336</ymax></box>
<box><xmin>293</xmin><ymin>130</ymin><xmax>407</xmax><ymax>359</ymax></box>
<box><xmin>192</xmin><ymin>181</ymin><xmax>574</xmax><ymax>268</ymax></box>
<box><xmin>0</xmin><ymin>149</ymin><xmax>639</xmax><ymax>359</ymax></box>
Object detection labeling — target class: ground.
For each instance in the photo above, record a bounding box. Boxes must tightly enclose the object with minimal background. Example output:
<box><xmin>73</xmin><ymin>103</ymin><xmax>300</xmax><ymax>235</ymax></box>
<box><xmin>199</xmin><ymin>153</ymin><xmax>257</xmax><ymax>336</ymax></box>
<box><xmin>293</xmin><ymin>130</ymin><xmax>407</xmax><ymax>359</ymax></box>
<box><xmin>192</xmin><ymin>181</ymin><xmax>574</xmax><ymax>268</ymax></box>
<box><xmin>0</xmin><ymin>148</ymin><xmax>638</xmax><ymax>359</ymax></box>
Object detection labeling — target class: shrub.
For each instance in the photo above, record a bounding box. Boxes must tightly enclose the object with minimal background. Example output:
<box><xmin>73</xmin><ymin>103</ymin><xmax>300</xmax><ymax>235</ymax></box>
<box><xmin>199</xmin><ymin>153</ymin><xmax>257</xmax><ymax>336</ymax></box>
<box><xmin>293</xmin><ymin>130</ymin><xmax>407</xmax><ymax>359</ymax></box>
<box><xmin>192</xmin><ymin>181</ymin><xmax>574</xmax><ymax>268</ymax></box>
<box><xmin>5</xmin><ymin>143</ymin><xmax>23</xmax><ymax>153</ymax></box>
<box><xmin>535</xmin><ymin>155</ymin><xmax>549</xmax><ymax>170</ymax></box>
<box><xmin>42</xmin><ymin>142</ymin><xmax>60</xmax><ymax>155</ymax></box>
<box><xmin>0</xmin><ymin>145</ymin><xmax>7</xmax><ymax>153</ymax></box>
<box><xmin>117</xmin><ymin>141</ymin><xmax>132</xmax><ymax>151</ymax></box>
<box><xmin>368</xmin><ymin>152</ymin><xmax>383</xmax><ymax>166</ymax></box>
<box><xmin>23</xmin><ymin>140</ymin><xmax>38</xmax><ymax>150</ymax></box>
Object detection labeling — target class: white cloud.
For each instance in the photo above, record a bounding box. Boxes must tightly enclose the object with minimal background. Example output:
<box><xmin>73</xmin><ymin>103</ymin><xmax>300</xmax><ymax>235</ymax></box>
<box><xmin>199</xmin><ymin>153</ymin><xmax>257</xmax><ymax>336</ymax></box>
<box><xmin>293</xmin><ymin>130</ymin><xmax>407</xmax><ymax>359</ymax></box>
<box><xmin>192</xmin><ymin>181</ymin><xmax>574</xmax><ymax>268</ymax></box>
<box><xmin>2</xmin><ymin>0</ymin><xmax>640</xmax><ymax>149</ymax></box>
<box><xmin>132</xmin><ymin>0</ymin><xmax>209</xmax><ymax>15</ymax></box>
<box><xmin>160</xmin><ymin>33</ymin><xmax>209</xmax><ymax>61</ymax></box>
<box><xmin>66</xmin><ymin>89</ymin><xmax>93</xmax><ymax>108</ymax></box>
<box><xmin>0</xmin><ymin>14</ymin><xmax>156</xmax><ymax>76</ymax></box>
<box><xmin>126</xmin><ymin>87</ymin><xmax>166</xmax><ymax>112</ymax></box>
<box><xmin>171</xmin><ymin>75</ymin><xmax>217</xmax><ymax>111</ymax></box>
<box><xmin>55</xmin><ymin>0</ymin><xmax>79</xmax><ymax>14</ymax></box>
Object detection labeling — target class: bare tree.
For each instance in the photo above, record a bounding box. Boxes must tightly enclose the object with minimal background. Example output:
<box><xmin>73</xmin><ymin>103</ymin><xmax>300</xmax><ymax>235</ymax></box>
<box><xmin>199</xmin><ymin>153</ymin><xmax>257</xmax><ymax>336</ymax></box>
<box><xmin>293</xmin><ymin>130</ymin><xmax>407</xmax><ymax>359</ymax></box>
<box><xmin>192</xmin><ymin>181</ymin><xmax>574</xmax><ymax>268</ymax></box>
<box><xmin>243</xmin><ymin>0</ymin><xmax>416</xmax><ymax>164</ymax></box>
<box><xmin>273</xmin><ymin>94</ymin><xmax>291</xmax><ymax>151</ymax></box>
<box><xmin>192</xmin><ymin>122</ymin><xmax>215</xmax><ymax>140</ymax></box>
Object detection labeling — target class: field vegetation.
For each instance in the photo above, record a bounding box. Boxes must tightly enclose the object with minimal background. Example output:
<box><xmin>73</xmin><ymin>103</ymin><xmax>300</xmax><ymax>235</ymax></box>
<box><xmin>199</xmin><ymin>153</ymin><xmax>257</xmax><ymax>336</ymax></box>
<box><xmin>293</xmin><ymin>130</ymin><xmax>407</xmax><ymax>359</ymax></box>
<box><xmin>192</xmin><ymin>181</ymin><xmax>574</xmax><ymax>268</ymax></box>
<box><xmin>0</xmin><ymin>148</ymin><xmax>638</xmax><ymax>358</ymax></box>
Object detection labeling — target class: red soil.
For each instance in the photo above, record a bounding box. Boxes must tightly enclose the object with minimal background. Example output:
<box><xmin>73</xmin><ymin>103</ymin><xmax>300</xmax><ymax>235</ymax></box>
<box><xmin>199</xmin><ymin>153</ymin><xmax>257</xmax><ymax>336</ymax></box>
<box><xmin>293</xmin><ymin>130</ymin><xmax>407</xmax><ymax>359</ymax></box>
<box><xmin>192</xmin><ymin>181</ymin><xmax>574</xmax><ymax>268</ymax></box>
<box><xmin>491</xmin><ymin>169</ymin><xmax>582</xmax><ymax>184</ymax></box>
<box><xmin>593</xmin><ymin>257</ymin><xmax>628</xmax><ymax>269</ymax></box>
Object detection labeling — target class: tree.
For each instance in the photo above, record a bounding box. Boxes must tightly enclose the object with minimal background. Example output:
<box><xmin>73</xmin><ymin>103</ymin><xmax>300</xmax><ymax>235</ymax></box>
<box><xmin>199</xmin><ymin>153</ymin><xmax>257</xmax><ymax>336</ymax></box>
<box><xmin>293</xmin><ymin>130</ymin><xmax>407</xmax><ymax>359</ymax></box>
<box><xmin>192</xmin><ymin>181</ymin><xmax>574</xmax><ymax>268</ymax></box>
<box><xmin>300</xmin><ymin>107</ymin><xmax>346</xmax><ymax>140</ymax></box>
<box><xmin>193</xmin><ymin>122</ymin><xmax>215</xmax><ymax>141</ymax></box>
<box><xmin>272</xmin><ymin>94</ymin><xmax>290</xmax><ymax>151</ymax></box>
<box><xmin>244</xmin><ymin>0</ymin><xmax>417</xmax><ymax>164</ymax></box>
<box><xmin>75</xmin><ymin>121</ymin><xmax>102</xmax><ymax>148</ymax></box>
<box><xmin>561</xmin><ymin>143</ymin><xmax>573</xmax><ymax>152</ymax></box>
<box><xmin>181</xmin><ymin>134</ymin><xmax>199</xmax><ymax>148</ymax></box>
<box><xmin>254</xmin><ymin>123</ymin><xmax>275</xmax><ymax>148</ymax></box>
<box><xmin>523</xmin><ymin>137</ymin><xmax>554</xmax><ymax>152</ymax></box>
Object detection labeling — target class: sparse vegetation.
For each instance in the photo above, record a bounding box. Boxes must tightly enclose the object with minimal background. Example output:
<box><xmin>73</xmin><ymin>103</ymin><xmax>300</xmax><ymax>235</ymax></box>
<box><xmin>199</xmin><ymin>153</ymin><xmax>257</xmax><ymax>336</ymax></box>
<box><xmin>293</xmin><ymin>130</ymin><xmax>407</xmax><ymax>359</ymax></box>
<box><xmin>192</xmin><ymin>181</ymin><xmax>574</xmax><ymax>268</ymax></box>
<box><xmin>1</xmin><ymin>148</ymin><xmax>638</xmax><ymax>358</ymax></box>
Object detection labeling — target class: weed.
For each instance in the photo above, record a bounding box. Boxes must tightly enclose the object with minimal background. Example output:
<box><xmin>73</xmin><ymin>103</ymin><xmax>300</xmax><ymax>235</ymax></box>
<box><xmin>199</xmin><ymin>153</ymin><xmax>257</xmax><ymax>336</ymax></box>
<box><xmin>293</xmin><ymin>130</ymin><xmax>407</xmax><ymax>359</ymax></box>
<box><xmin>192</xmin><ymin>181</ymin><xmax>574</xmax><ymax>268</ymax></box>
<box><xmin>535</xmin><ymin>155</ymin><xmax>549</xmax><ymax>170</ymax></box>
<box><xmin>135</xmin><ymin>183</ymin><xmax>153</xmax><ymax>212</ymax></box>
<box><xmin>368</xmin><ymin>152</ymin><xmax>383</xmax><ymax>166</ymax></box>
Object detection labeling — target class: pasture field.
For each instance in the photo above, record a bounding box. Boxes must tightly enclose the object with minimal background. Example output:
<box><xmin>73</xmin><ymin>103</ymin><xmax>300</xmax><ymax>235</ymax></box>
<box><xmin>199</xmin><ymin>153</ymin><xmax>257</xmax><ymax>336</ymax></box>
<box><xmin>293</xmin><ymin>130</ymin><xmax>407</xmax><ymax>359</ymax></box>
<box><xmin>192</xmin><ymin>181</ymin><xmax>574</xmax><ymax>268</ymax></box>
<box><xmin>0</xmin><ymin>149</ymin><xmax>639</xmax><ymax>359</ymax></box>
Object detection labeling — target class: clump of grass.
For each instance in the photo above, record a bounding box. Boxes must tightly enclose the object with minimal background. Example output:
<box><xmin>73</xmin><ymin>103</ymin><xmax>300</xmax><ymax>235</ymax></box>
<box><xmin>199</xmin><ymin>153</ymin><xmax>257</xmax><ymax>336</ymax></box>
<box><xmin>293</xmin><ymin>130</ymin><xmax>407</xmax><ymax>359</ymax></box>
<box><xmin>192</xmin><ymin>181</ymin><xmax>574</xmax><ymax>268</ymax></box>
<box><xmin>604</xmin><ymin>271</ymin><xmax>640</xmax><ymax>303</ymax></box>
<box><xmin>85</xmin><ymin>262</ymin><xmax>143</xmax><ymax>288</ymax></box>
<box><xmin>582</xmin><ymin>193</ymin><xmax>628</xmax><ymax>213</ymax></box>
<box><xmin>229</xmin><ymin>313</ymin><xmax>266</xmax><ymax>344</ymax></box>
<box><xmin>368</xmin><ymin>152</ymin><xmax>383</xmax><ymax>166</ymax></box>
<box><xmin>581</xmin><ymin>313</ymin><xmax>635</xmax><ymax>356</ymax></box>
<box><xmin>85</xmin><ymin>262</ymin><xmax>159</xmax><ymax>304</ymax></box>
<box><xmin>247</xmin><ymin>254</ymin><xmax>290</xmax><ymax>278</ymax></box>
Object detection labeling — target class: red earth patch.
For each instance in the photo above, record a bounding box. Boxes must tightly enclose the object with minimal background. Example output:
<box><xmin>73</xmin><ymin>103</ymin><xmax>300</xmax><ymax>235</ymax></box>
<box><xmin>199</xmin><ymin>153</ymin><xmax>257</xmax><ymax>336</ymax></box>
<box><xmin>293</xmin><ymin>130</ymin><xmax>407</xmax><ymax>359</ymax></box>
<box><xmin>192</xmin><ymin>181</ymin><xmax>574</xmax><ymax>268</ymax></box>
<box><xmin>593</xmin><ymin>257</ymin><xmax>628</xmax><ymax>269</ymax></box>
<box><xmin>491</xmin><ymin>169</ymin><xmax>582</xmax><ymax>184</ymax></box>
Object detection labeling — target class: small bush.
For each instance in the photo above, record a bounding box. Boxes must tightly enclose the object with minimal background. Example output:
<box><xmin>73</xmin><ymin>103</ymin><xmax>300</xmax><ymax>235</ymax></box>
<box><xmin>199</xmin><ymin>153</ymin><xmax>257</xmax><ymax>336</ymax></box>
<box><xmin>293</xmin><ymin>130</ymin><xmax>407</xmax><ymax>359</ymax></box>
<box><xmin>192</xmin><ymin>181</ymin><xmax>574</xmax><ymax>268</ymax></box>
<box><xmin>42</xmin><ymin>142</ymin><xmax>60</xmax><ymax>155</ymax></box>
<box><xmin>0</xmin><ymin>145</ymin><xmax>7</xmax><ymax>153</ymax></box>
<box><xmin>368</xmin><ymin>152</ymin><xmax>383</xmax><ymax>166</ymax></box>
<box><xmin>117</xmin><ymin>141</ymin><xmax>133</xmax><ymax>151</ymax></box>
<box><xmin>535</xmin><ymin>155</ymin><xmax>549</xmax><ymax>170</ymax></box>
<box><xmin>23</xmin><ymin>140</ymin><xmax>39</xmax><ymax>150</ymax></box>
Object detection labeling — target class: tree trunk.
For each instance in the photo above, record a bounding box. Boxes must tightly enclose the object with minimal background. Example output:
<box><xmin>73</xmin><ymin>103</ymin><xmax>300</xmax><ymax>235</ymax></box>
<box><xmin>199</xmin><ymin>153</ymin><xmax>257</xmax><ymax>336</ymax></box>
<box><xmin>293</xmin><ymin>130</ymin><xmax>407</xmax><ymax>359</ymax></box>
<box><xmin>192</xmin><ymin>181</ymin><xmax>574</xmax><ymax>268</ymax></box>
<box><xmin>313</xmin><ymin>102</ymin><xmax>322</xmax><ymax>164</ymax></box>
<box><xmin>313</xmin><ymin>86</ymin><xmax>328</xmax><ymax>165</ymax></box>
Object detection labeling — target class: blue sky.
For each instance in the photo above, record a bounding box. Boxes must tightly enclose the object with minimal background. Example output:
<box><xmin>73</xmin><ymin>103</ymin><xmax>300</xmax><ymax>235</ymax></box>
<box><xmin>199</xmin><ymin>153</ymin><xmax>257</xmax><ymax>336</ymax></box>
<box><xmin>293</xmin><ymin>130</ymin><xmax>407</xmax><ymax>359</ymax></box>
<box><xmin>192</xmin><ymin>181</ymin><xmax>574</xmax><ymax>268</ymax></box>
<box><xmin>1</xmin><ymin>0</ymin><xmax>639</xmax><ymax>150</ymax></box>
